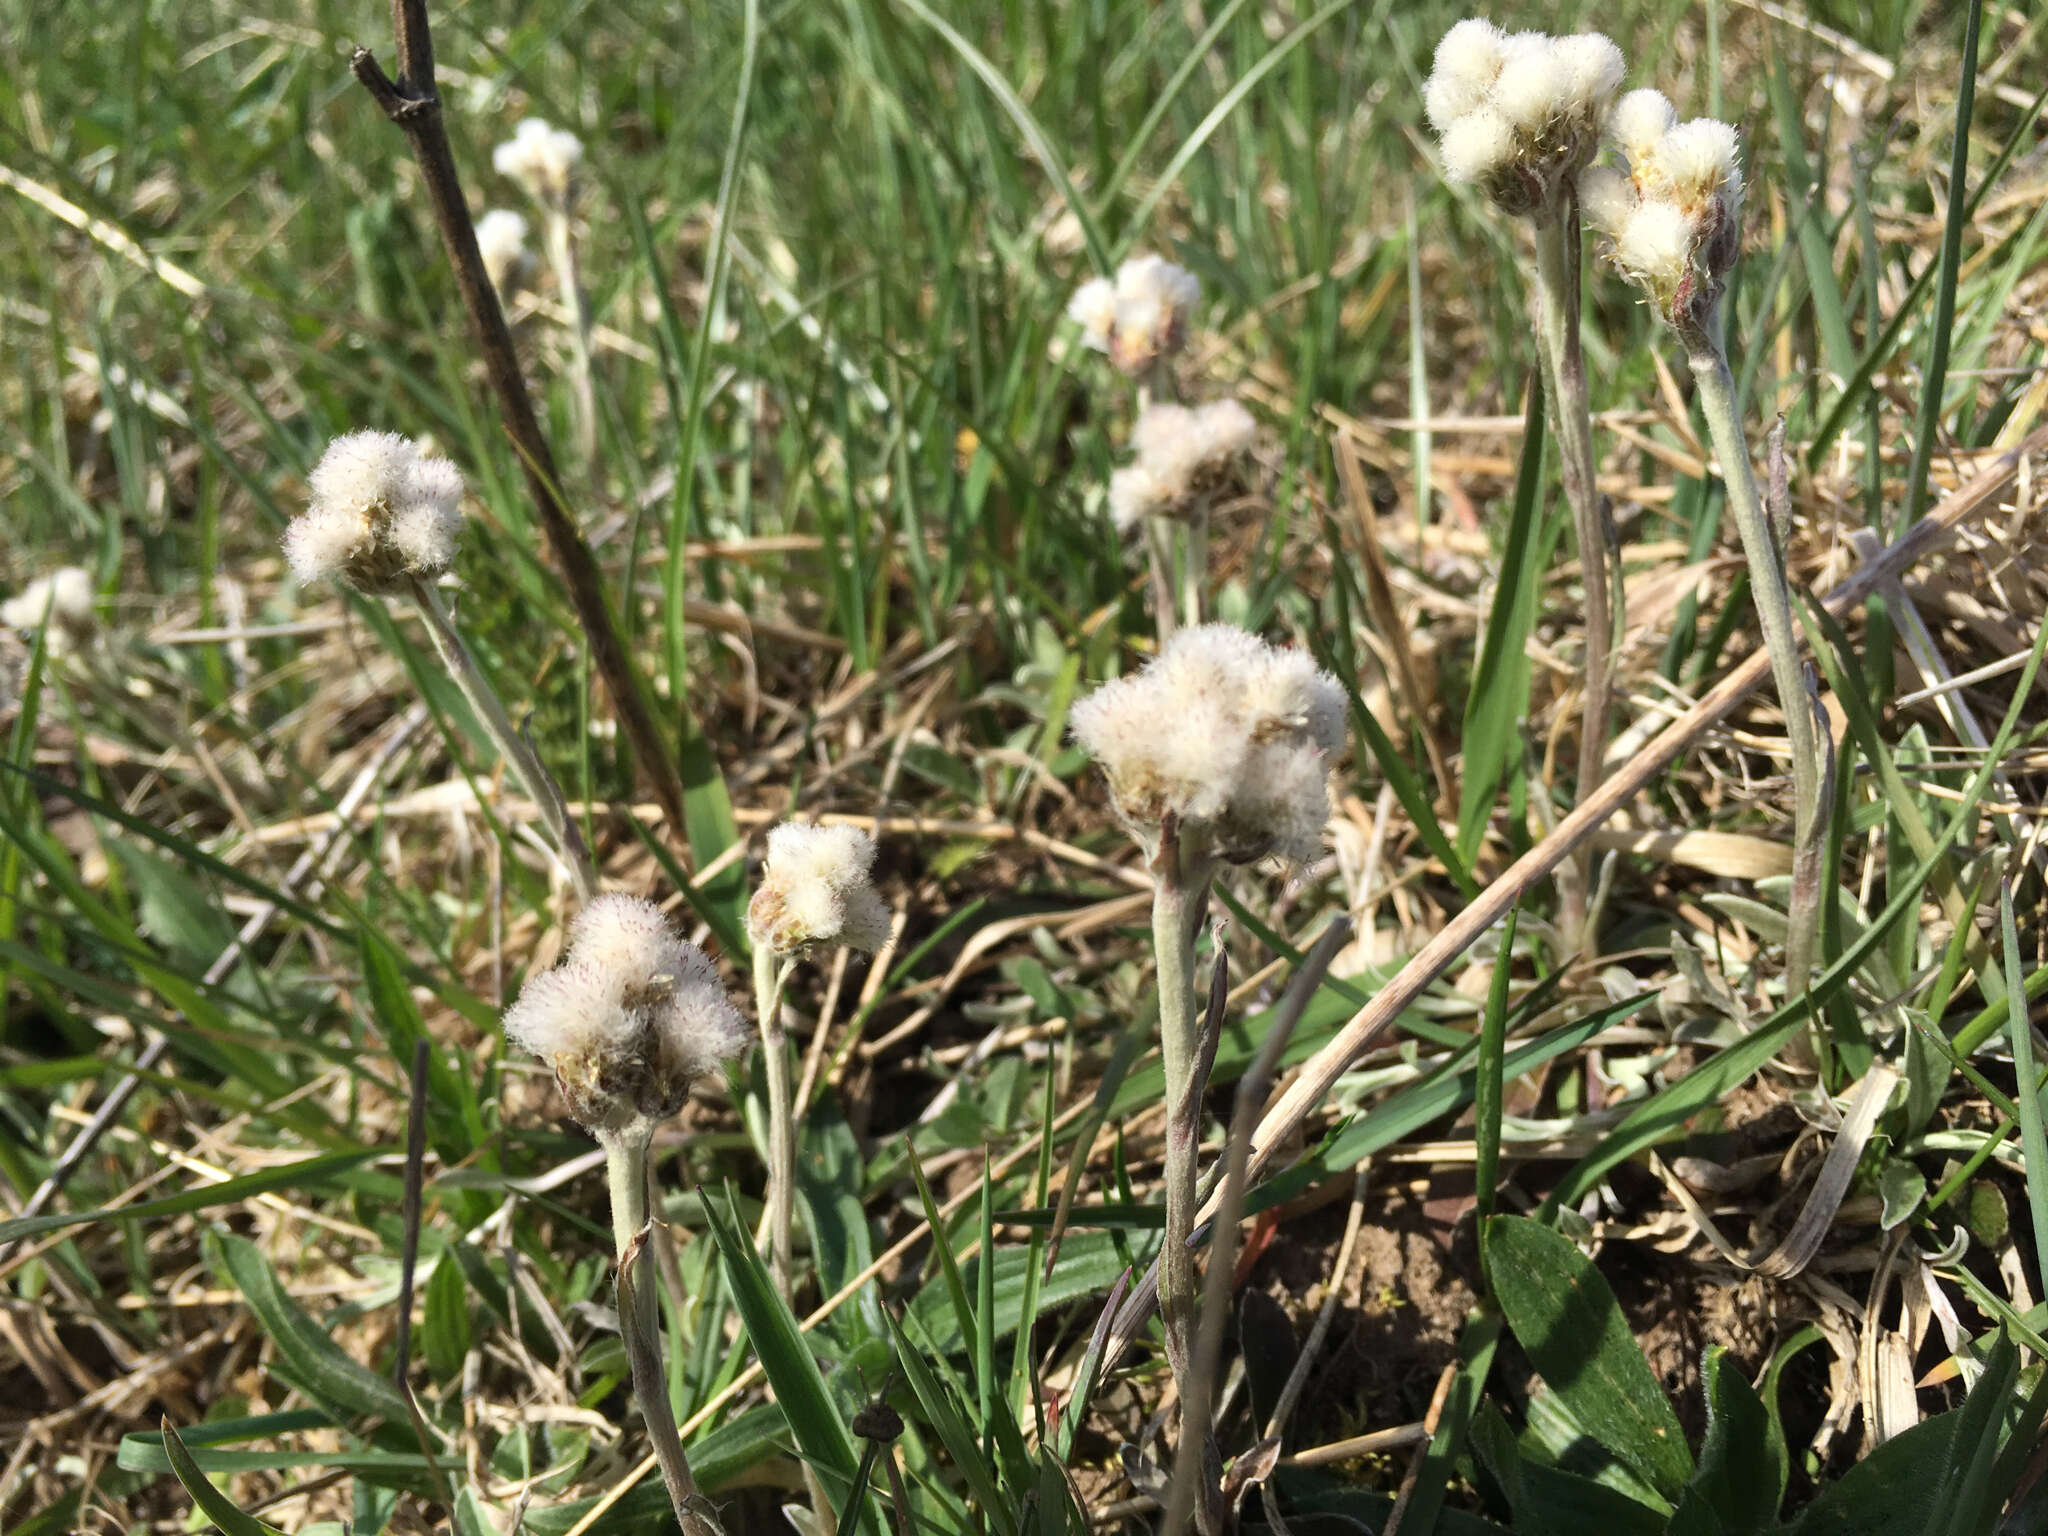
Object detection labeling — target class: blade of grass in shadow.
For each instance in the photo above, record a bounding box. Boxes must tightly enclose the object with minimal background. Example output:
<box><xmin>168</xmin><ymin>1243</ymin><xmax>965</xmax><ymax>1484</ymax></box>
<box><xmin>1999</xmin><ymin>882</ymin><xmax>2048</xmax><ymax>1295</ymax></box>
<box><xmin>1472</xmin><ymin>904</ymin><xmax>1517</xmax><ymax>1285</ymax></box>
<box><xmin>1900</xmin><ymin>0</ymin><xmax>1985</xmax><ymax>534</ymax></box>
<box><xmin>885</xmin><ymin>0</ymin><xmax>1109</xmax><ymax>274</ymax></box>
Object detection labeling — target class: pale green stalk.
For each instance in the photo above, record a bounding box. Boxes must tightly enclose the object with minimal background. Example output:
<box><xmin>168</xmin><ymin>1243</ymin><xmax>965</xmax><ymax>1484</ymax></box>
<box><xmin>543</xmin><ymin>202</ymin><xmax>599</xmax><ymax>471</ymax></box>
<box><xmin>405</xmin><ymin>576</ymin><xmax>598</xmax><ymax>904</ymax></box>
<box><xmin>1689</xmin><ymin>342</ymin><xmax>1826</xmax><ymax>995</ymax></box>
<box><xmin>1145</xmin><ymin>516</ymin><xmax>1180</xmax><ymax>643</ymax></box>
<box><xmin>1529</xmin><ymin>207</ymin><xmax>1612</xmax><ymax>952</ymax></box>
<box><xmin>1181</xmin><ymin>499</ymin><xmax>1210</xmax><ymax>630</ymax></box>
<box><xmin>752</xmin><ymin>943</ymin><xmax>796</xmax><ymax>1301</ymax></box>
<box><xmin>603</xmin><ymin>1126</ymin><xmax>724</xmax><ymax>1536</ymax></box>
<box><xmin>1150</xmin><ymin>825</ymin><xmax>1215</xmax><ymax>1533</ymax></box>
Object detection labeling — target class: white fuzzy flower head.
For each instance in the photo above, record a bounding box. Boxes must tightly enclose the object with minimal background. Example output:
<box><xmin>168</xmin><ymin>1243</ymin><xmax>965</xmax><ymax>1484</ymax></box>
<box><xmin>1422</xmin><ymin>24</ymin><xmax>1620</xmax><ymax>215</ymax></box>
<box><xmin>2</xmin><ymin>567</ymin><xmax>95</xmax><ymax>652</ymax></box>
<box><xmin>1576</xmin><ymin>164</ymin><xmax>1637</xmax><ymax>235</ymax></box>
<box><xmin>1593</xmin><ymin>105</ymin><xmax>1746</xmax><ymax>346</ymax></box>
<box><xmin>1609</xmin><ymin>89</ymin><xmax>1676</xmax><ymax>161</ymax></box>
<box><xmin>492</xmin><ymin>118</ymin><xmax>584</xmax><ymax>205</ymax></box>
<box><xmin>748</xmin><ymin>823</ymin><xmax>892</xmax><ymax>955</ymax></box>
<box><xmin>1070</xmin><ymin>623</ymin><xmax>1342</xmax><ymax>869</ymax></box>
<box><xmin>475</xmin><ymin>208</ymin><xmax>531</xmax><ymax>292</ymax></box>
<box><xmin>504</xmin><ymin>895</ymin><xmax>748</xmax><ymax>1135</ymax></box>
<box><xmin>1108</xmin><ymin>398</ymin><xmax>1257</xmax><ymax>531</ymax></box>
<box><xmin>1070</xmin><ymin>254</ymin><xmax>1201</xmax><ymax>375</ymax></box>
<box><xmin>284</xmin><ymin>431</ymin><xmax>465</xmax><ymax>592</ymax></box>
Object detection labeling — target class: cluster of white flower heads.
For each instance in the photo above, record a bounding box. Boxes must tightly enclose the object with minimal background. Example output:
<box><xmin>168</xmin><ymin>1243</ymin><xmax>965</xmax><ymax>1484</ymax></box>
<box><xmin>492</xmin><ymin>118</ymin><xmax>584</xmax><ymax>205</ymax></box>
<box><xmin>1424</xmin><ymin>21</ymin><xmax>1624</xmax><ymax>214</ymax></box>
<box><xmin>748</xmin><ymin>823</ymin><xmax>892</xmax><ymax>956</ymax></box>
<box><xmin>1578</xmin><ymin>89</ymin><xmax>1744</xmax><ymax>343</ymax></box>
<box><xmin>504</xmin><ymin>894</ymin><xmax>750</xmax><ymax>1135</ymax></box>
<box><xmin>1070</xmin><ymin>624</ymin><xmax>1345</xmax><ymax>868</ymax></box>
<box><xmin>2</xmin><ymin>567</ymin><xmax>95</xmax><ymax>653</ymax></box>
<box><xmin>1107</xmin><ymin>399</ymin><xmax>1257</xmax><ymax>532</ymax></box>
<box><xmin>475</xmin><ymin>208</ymin><xmax>532</xmax><ymax>293</ymax></box>
<box><xmin>283</xmin><ymin>432</ymin><xmax>465</xmax><ymax>592</ymax></box>
<box><xmin>1068</xmin><ymin>254</ymin><xmax>1202</xmax><ymax>375</ymax></box>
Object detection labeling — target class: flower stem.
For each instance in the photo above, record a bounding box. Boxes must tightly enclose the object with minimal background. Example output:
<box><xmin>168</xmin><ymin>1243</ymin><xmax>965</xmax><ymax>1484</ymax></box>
<box><xmin>1145</xmin><ymin>516</ymin><xmax>1180</xmax><ymax>644</ymax></box>
<box><xmin>544</xmin><ymin>203</ymin><xmax>599</xmax><ymax>473</ymax></box>
<box><xmin>1181</xmin><ymin>501</ymin><xmax>1210</xmax><ymax>631</ymax></box>
<box><xmin>1530</xmin><ymin>207</ymin><xmax>1614</xmax><ymax>953</ymax></box>
<box><xmin>1689</xmin><ymin>343</ymin><xmax>1826</xmax><ymax>996</ymax></box>
<box><xmin>405</xmin><ymin>577</ymin><xmax>598</xmax><ymax>904</ymax></box>
<box><xmin>1150</xmin><ymin>824</ymin><xmax>1214</xmax><ymax>1529</ymax></box>
<box><xmin>752</xmin><ymin>944</ymin><xmax>796</xmax><ymax>1302</ymax></box>
<box><xmin>603</xmin><ymin>1127</ymin><xmax>724</xmax><ymax>1536</ymax></box>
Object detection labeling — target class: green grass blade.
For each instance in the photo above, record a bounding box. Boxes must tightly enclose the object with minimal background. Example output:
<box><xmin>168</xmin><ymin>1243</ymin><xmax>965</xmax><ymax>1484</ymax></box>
<box><xmin>159</xmin><ymin>1419</ymin><xmax>290</xmax><ymax>1536</ymax></box>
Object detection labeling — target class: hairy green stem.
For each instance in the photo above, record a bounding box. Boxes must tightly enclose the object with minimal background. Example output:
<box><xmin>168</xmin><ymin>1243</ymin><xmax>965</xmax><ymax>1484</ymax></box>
<box><xmin>603</xmin><ymin>1127</ymin><xmax>724</xmax><ymax>1536</ymax></box>
<box><xmin>1145</xmin><ymin>516</ymin><xmax>1180</xmax><ymax>644</ymax></box>
<box><xmin>406</xmin><ymin>577</ymin><xmax>598</xmax><ymax>904</ymax></box>
<box><xmin>752</xmin><ymin>944</ymin><xmax>795</xmax><ymax>1302</ymax></box>
<box><xmin>543</xmin><ymin>202</ymin><xmax>599</xmax><ymax>473</ymax></box>
<box><xmin>1690</xmin><ymin>344</ymin><xmax>1826</xmax><ymax>996</ymax></box>
<box><xmin>1150</xmin><ymin>826</ymin><xmax>1214</xmax><ymax>1533</ymax></box>
<box><xmin>1181</xmin><ymin>501</ymin><xmax>1210</xmax><ymax>631</ymax></box>
<box><xmin>1530</xmin><ymin>208</ymin><xmax>1613</xmax><ymax>952</ymax></box>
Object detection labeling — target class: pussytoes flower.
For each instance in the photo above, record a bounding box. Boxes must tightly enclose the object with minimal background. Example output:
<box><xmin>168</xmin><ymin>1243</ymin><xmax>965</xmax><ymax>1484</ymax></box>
<box><xmin>748</xmin><ymin>823</ymin><xmax>892</xmax><ymax>955</ymax></box>
<box><xmin>1106</xmin><ymin>399</ymin><xmax>1257</xmax><ymax>531</ymax></box>
<box><xmin>492</xmin><ymin>118</ymin><xmax>584</xmax><ymax>205</ymax></box>
<box><xmin>1068</xmin><ymin>253</ymin><xmax>1202</xmax><ymax>375</ymax></box>
<box><xmin>475</xmin><ymin>208</ymin><xmax>532</xmax><ymax>292</ymax></box>
<box><xmin>283</xmin><ymin>432</ymin><xmax>465</xmax><ymax>593</ymax></box>
<box><xmin>2</xmin><ymin>567</ymin><xmax>95</xmax><ymax>653</ymax></box>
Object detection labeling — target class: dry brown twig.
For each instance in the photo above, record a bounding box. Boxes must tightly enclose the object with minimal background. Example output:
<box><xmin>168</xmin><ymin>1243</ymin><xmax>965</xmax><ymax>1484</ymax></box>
<box><xmin>349</xmin><ymin>0</ymin><xmax>698</xmax><ymax>869</ymax></box>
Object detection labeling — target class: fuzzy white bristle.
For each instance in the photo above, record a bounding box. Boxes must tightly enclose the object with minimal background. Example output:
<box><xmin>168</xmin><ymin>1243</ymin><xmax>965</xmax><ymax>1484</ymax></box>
<box><xmin>282</xmin><ymin>503</ymin><xmax>373</xmax><ymax>585</ymax></box>
<box><xmin>1577</xmin><ymin>164</ymin><xmax>1638</xmax><ymax>234</ymax></box>
<box><xmin>493</xmin><ymin>118</ymin><xmax>584</xmax><ymax>204</ymax></box>
<box><xmin>749</xmin><ymin>822</ymin><xmax>892</xmax><ymax>954</ymax></box>
<box><xmin>647</xmin><ymin>942</ymin><xmax>752</xmax><ymax>1082</ymax></box>
<box><xmin>1653</xmin><ymin>118</ymin><xmax>1742</xmax><ymax>202</ymax></box>
<box><xmin>1609</xmin><ymin>88</ymin><xmax>1676</xmax><ymax>161</ymax></box>
<box><xmin>1108</xmin><ymin>464</ymin><xmax>1171</xmax><ymax>532</ymax></box>
<box><xmin>475</xmin><ymin>209</ymin><xmax>531</xmax><ymax>290</ymax></box>
<box><xmin>1244</xmin><ymin>644</ymin><xmax>1348</xmax><ymax>755</ymax></box>
<box><xmin>1432</xmin><ymin>18</ymin><xmax>1508</xmax><ymax>94</ymax></box>
<box><xmin>570</xmin><ymin>894</ymin><xmax>688</xmax><ymax>988</ymax></box>
<box><xmin>1439</xmin><ymin>108</ymin><xmax>1516</xmax><ymax>184</ymax></box>
<box><xmin>1616</xmin><ymin>199</ymin><xmax>1694</xmax><ymax>290</ymax></box>
<box><xmin>502</xmin><ymin>957</ymin><xmax>626</xmax><ymax>1062</ymax></box>
<box><xmin>2</xmin><ymin>566</ymin><xmax>95</xmax><ymax>637</ymax></box>
<box><xmin>1491</xmin><ymin>40</ymin><xmax>1566</xmax><ymax>133</ymax></box>
<box><xmin>1550</xmin><ymin>34</ymin><xmax>1624</xmax><ymax>113</ymax></box>
<box><xmin>307</xmin><ymin>430</ymin><xmax>412</xmax><ymax>517</ymax></box>
<box><xmin>1067</xmin><ymin>276</ymin><xmax>1117</xmax><ymax>353</ymax></box>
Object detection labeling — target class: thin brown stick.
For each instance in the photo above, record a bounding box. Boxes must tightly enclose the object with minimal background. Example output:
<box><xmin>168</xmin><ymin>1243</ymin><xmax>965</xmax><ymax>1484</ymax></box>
<box><xmin>350</xmin><ymin>3</ymin><xmax>694</xmax><ymax>863</ymax></box>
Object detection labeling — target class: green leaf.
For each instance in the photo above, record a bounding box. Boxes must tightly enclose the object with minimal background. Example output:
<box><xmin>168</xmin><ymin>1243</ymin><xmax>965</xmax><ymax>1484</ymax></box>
<box><xmin>1471</xmin><ymin>1405</ymin><xmax>1666</xmax><ymax>1536</ymax></box>
<box><xmin>0</xmin><ymin>1149</ymin><xmax>376</xmax><ymax>1245</ymax></box>
<box><xmin>422</xmin><ymin>1257</ymin><xmax>471</xmax><ymax>1385</ymax></box>
<box><xmin>160</xmin><ymin>1419</ymin><xmax>291</xmax><ymax>1536</ymax></box>
<box><xmin>908</xmin><ymin>1228</ymin><xmax>1156</xmax><ymax>1354</ymax></box>
<box><xmin>1485</xmin><ymin>1215</ymin><xmax>1692</xmax><ymax>1503</ymax></box>
<box><xmin>698</xmin><ymin>1183</ymin><xmax>861</xmax><ymax>1513</ymax></box>
<box><xmin>1789</xmin><ymin>1414</ymin><xmax>1960</xmax><ymax>1536</ymax></box>
<box><xmin>206</xmin><ymin>1232</ymin><xmax>425</xmax><ymax>1438</ymax></box>
<box><xmin>1457</xmin><ymin>379</ymin><xmax>1548</xmax><ymax>864</ymax></box>
<box><xmin>1667</xmin><ymin>1348</ymin><xmax>1782</xmax><ymax>1535</ymax></box>
<box><xmin>358</xmin><ymin>929</ymin><xmax>484</xmax><ymax>1159</ymax></box>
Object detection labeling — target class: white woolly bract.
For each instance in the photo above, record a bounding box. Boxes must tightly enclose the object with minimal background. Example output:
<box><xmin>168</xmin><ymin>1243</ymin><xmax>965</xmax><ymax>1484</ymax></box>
<box><xmin>750</xmin><ymin>822</ymin><xmax>892</xmax><ymax>953</ymax></box>
<box><xmin>570</xmin><ymin>894</ymin><xmax>689</xmax><ymax>988</ymax></box>
<box><xmin>1439</xmin><ymin>109</ymin><xmax>1515</xmax><ymax>184</ymax></box>
<box><xmin>1108</xmin><ymin>464</ymin><xmax>1171</xmax><ymax>532</ymax></box>
<box><xmin>1577</xmin><ymin>164</ymin><xmax>1637</xmax><ymax>234</ymax></box>
<box><xmin>1615</xmin><ymin>199</ymin><xmax>1693</xmax><ymax>290</ymax></box>
<box><xmin>2</xmin><ymin>566</ymin><xmax>94</xmax><ymax>638</ymax></box>
<box><xmin>1609</xmin><ymin>89</ymin><xmax>1676</xmax><ymax>159</ymax></box>
<box><xmin>1110</xmin><ymin>399</ymin><xmax>1256</xmax><ymax>529</ymax></box>
<box><xmin>286</xmin><ymin>431</ymin><xmax>467</xmax><ymax>588</ymax></box>
<box><xmin>1550</xmin><ymin>34</ymin><xmax>1624</xmax><ymax>112</ymax></box>
<box><xmin>1491</xmin><ymin>43</ymin><xmax>1566</xmax><ymax>132</ymax></box>
<box><xmin>283</xmin><ymin>503</ymin><xmax>373</xmax><ymax>585</ymax></box>
<box><xmin>1071</xmin><ymin>623</ymin><xmax>1339</xmax><ymax>868</ymax></box>
<box><xmin>1426</xmin><ymin>19</ymin><xmax>1507</xmax><ymax>130</ymax></box>
<box><xmin>1067</xmin><ymin>276</ymin><xmax>1117</xmax><ymax>352</ymax></box>
<box><xmin>493</xmin><ymin>118</ymin><xmax>583</xmax><ymax>203</ymax></box>
<box><xmin>475</xmin><ymin>208</ymin><xmax>531</xmax><ymax>288</ymax></box>
<box><xmin>502</xmin><ymin>957</ymin><xmax>627</xmax><ymax>1061</ymax></box>
<box><xmin>1652</xmin><ymin>118</ymin><xmax>1742</xmax><ymax>204</ymax></box>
